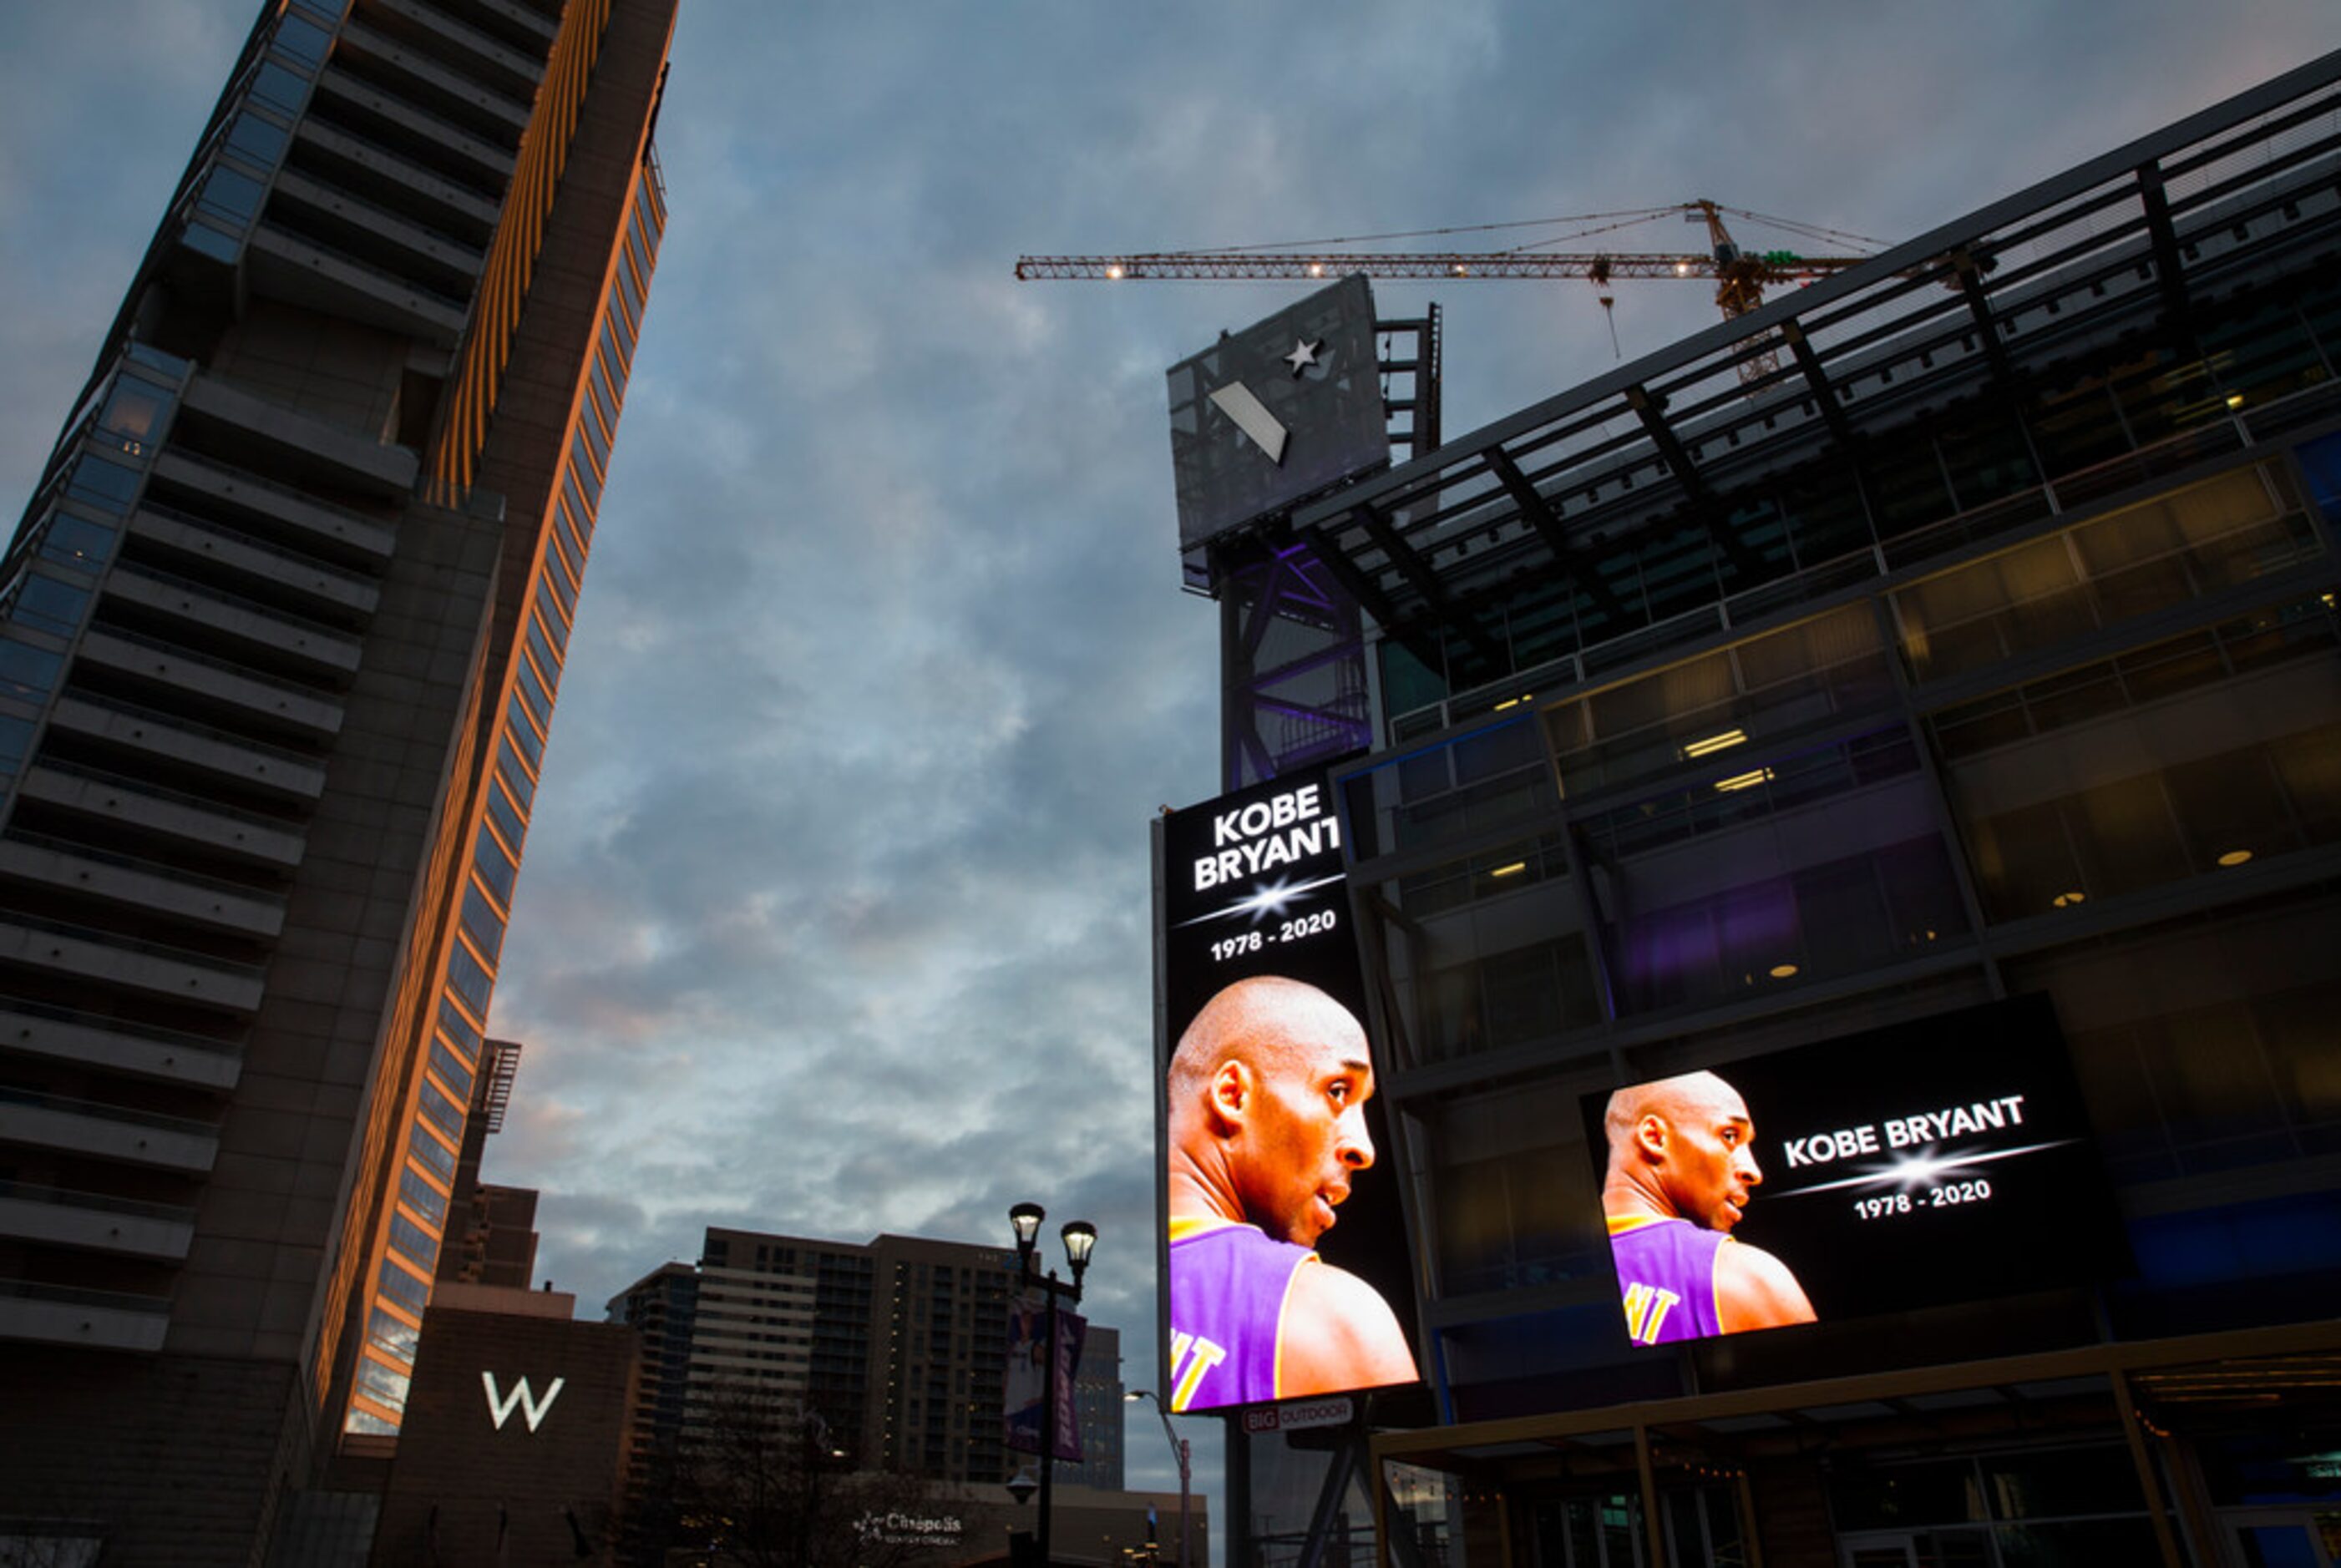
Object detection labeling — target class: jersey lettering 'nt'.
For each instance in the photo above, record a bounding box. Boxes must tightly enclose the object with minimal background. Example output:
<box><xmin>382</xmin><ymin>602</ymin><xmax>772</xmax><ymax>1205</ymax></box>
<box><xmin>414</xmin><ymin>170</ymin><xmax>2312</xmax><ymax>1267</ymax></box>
<box><xmin>1167</xmin><ymin>1219</ymin><xmax>1314</xmax><ymax>1410</ymax></box>
<box><xmin>1607</xmin><ymin>1218</ymin><xmax>1726</xmax><ymax>1345</ymax></box>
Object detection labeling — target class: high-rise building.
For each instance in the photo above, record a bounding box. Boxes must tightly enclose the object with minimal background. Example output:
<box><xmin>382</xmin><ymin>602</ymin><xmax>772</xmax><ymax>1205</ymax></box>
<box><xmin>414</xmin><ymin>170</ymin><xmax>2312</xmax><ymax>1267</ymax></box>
<box><xmin>1172</xmin><ymin>51</ymin><xmax>2341</xmax><ymax>1567</ymax></box>
<box><xmin>607</xmin><ymin>1226</ymin><xmax>1132</xmax><ymax>1560</ymax></box>
<box><xmin>0</xmin><ymin>0</ymin><xmax>676</xmax><ymax>1560</ymax></box>
<box><xmin>1063</xmin><ymin>1323</ymin><xmax>1126</xmax><ymax>1492</ymax></box>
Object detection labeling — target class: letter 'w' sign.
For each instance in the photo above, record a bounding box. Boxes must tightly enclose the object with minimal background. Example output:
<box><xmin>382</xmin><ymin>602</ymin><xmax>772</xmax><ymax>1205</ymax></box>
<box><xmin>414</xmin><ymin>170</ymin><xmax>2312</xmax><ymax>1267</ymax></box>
<box><xmin>482</xmin><ymin>1371</ymin><xmax>565</xmax><ymax>1433</ymax></box>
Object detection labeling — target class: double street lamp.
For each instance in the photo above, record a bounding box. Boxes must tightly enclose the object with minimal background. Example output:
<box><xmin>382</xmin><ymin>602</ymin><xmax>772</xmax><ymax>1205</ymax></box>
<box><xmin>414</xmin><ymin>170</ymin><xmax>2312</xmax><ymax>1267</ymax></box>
<box><xmin>1010</xmin><ymin>1201</ymin><xmax>1096</xmax><ymax>1568</ymax></box>
<box><xmin>1124</xmin><ymin>1388</ymin><xmax>1192</xmax><ymax>1568</ymax></box>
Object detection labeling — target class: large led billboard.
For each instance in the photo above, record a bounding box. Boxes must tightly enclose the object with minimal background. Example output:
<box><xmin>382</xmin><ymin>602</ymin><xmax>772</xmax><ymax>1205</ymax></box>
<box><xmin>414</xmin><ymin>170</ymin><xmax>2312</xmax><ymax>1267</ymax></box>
<box><xmin>1581</xmin><ymin>994</ymin><xmax>2128</xmax><ymax>1347</ymax></box>
<box><xmin>1155</xmin><ymin>764</ymin><xmax>1420</xmax><ymax>1412</ymax></box>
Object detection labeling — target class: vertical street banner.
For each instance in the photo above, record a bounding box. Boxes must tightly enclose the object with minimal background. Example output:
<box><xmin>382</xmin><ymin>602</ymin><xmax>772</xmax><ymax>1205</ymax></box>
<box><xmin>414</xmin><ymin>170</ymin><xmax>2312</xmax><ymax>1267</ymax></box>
<box><xmin>1002</xmin><ymin>1292</ymin><xmax>1087</xmax><ymax>1462</ymax></box>
<box><xmin>1155</xmin><ymin>762</ymin><xmax>1422</xmax><ymax>1412</ymax></box>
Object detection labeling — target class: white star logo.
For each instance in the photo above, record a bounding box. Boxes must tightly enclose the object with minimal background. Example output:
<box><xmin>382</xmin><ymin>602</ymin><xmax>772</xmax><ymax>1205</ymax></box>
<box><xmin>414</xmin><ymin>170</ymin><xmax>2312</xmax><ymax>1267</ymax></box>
<box><xmin>1284</xmin><ymin>336</ymin><xmax>1322</xmax><ymax>376</ymax></box>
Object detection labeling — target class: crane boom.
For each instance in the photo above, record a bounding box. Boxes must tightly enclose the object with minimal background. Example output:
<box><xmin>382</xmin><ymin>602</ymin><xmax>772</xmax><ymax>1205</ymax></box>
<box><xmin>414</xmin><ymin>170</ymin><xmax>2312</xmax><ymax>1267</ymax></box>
<box><xmin>1013</xmin><ymin>250</ymin><xmax>1868</xmax><ymax>286</ymax></box>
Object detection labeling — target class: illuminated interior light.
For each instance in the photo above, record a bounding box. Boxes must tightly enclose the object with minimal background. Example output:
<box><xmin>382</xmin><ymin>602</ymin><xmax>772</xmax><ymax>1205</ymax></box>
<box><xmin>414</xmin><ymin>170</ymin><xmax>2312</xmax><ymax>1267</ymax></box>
<box><xmin>1682</xmin><ymin>728</ymin><xmax>1748</xmax><ymax>758</ymax></box>
<box><xmin>1493</xmin><ymin>696</ymin><xmax>1520</xmax><ymax>711</ymax></box>
<box><xmin>2217</xmin><ymin>848</ymin><xmax>2254</xmax><ymax>867</ymax></box>
<box><xmin>2225</xmin><ymin>392</ymin><xmax>2245</xmax><ymax>408</ymax></box>
<box><xmin>2052</xmin><ymin>890</ymin><xmax>2087</xmax><ymax>908</ymax></box>
<box><xmin>1488</xmin><ymin>862</ymin><xmax>1527</xmax><ymax>879</ymax></box>
<box><xmin>1768</xmin><ymin>963</ymin><xmax>1800</xmax><ymax>979</ymax></box>
<box><xmin>1713</xmin><ymin>767</ymin><xmax>1773</xmax><ymax>792</ymax></box>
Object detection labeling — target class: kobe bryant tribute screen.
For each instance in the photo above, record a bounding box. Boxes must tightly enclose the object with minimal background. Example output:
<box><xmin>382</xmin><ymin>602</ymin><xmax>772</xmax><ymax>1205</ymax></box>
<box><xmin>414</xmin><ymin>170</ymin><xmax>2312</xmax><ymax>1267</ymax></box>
<box><xmin>1581</xmin><ymin>994</ymin><xmax>2128</xmax><ymax>1348</ymax></box>
<box><xmin>1154</xmin><ymin>763</ymin><xmax>1421</xmax><ymax>1414</ymax></box>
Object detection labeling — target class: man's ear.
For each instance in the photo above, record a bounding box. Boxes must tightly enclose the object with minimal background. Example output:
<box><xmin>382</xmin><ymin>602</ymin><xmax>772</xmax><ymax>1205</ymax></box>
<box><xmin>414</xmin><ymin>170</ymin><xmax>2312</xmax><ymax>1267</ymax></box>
<box><xmin>1205</xmin><ymin>1060</ymin><xmax>1253</xmax><ymax>1135</ymax></box>
<box><xmin>1634</xmin><ymin>1113</ymin><xmax>1670</xmax><ymax>1161</ymax></box>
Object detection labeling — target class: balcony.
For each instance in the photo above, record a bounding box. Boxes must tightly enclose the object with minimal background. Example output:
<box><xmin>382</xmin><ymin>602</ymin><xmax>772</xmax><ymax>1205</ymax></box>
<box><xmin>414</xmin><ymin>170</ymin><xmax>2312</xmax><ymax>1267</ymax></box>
<box><xmin>147</xmin><ymin>448</ymin><xmax>397</xmax><ymax>567</ymax></box>
<box><xmin>0</xmin><ymin>1183</ymin><xmax>196</xmax><ymax>1262</ymax></box>
<box><xmin>0</xmin><ymin>1090</ymin><xmax>220</xmax><ymax>1173</ymax></box>
<box><xmin>16</xmin><ymin>762</ymin><xmax>305</xmax><ymax>872</ymax></box>
<box><xmin>333</xmin><ymin>19</ymin><xmax>533</xmax><ymax>145</ymax></box>
<box><xmin>289</xmin><ymin>114</ymin><xmax>501</xmax><ymax>243</ymax></box>
<box><xmin>103</xmin><ymin>565</ymin><xmax>364</xmax><ymax>683</ymax></box>
<box><xmin>74</xmin><ymin>628</ymin><xmax>345</xmax><ymax>741</ymax></box>
<box><xmin>358</xmin><ymin>0</ymin><xmax>547</xmax><ymax>103</ymax></box>
<box><xmin>173</xmin><ymin>372</ymin><xmax>418</xmax><ymax>501</ymax></box>
<box><xmin>0</xmin><ymin>1281</ymin><xmax>170</xmax><ymax>1353</ymax></box>
<box><xmin>267</xmin><ymin>168</ymin><xmax>487</xmax><ymax>301</ymax></box>
<box><xmin>306</xmin><ymin>66</ymin><xmax>516</xmax><ymax>200</ymax></box>
<box><xmin>0</xmin><ymin>997</ymin><xmax>242</xmax><ymax>1090</ymax></box>
<box><xmin>45</xmin><ymin>695</ymin><xmax>328</xmax><ymax>803</ymax></box>
<box><xmin>127</xmin><ymin>504</ymin><xmax>382</xmax><ymax>625</ymax></box>
<box><xmin>0</xmin><ymin>832</ymin><xmax>288</xmax><ymax>940</ymax></box>
<box><xmin>245</xmin><ymin>223</ymin><xmax>470</xmax><ymax>349</ymax></box>
<box><xmin>0</xmin><ymin>914</ymin><xmax>266</xmax><ymax>1014</ymax></box>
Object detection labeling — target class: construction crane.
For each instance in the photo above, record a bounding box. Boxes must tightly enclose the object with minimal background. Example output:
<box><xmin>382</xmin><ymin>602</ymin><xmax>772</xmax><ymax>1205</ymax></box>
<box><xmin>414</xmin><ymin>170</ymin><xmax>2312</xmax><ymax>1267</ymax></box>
<box><xmin>1016</xmin><ymin>200</ymin><xmax>1887</xmax><ymax>382</ymax></box>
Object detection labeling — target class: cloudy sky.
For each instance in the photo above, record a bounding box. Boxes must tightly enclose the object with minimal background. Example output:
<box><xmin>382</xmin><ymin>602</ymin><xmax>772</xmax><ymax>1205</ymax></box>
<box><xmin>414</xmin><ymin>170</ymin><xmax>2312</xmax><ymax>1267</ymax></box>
<box><xmin>3</xmin><ymin>0</ymin><xmax>2337</xmax><ymax>1534</ymax></box>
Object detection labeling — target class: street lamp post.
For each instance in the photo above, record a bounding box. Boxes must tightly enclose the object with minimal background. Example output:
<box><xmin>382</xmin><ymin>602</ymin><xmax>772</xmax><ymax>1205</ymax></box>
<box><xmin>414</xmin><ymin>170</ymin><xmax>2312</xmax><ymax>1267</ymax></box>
<box><xmin>1011</xmin><ymin>1201</ymin><xmax>1096</xmax><ymax>1568</ymax></box>
<box><xmin>1124</xmin><ymin>1389</ymin><xmax>1192</xmax><ymax>1568</ymax></box>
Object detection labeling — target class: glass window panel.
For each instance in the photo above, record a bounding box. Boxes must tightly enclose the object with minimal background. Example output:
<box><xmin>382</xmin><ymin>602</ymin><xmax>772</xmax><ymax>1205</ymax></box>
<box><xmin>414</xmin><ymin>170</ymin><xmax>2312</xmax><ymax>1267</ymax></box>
<box><xmin>377</xmin><ymin>1253</ymin><xmax>431</xmax><ymax>1308</ymax></box>
<box><xmin>525</xmin><ymin>615</ymin><xmax>563</xmax><ymax>694</ymax></box>
<box><xmin>389</xmin><ymin>1211</ymin><xmax>440</xmax><ymax>1273</ymax></box>
<box><xmin>514</xmin><ymin>646</ymin><xmax>553</xmax><ymax>727</ymax></box>
<box><xmin>99</xmin><ymin>379</ymin><xmax>170</xmax><ymax>448</ymax></box>
<box><xmin>39</xmin><ymin>512</ymin><xmax>119</xmax><ymax>570</ymax></box>
<box><xmin>418</xmin><ymin>1075</ymin><xmax>464</xmax><ymax>1141</ymax></box>
<box><xmin>224</xmin><ymin>110</ymin><xmax>288</xmax><ymax>167</ymax></box>
<box><xmin>505</xmin><ymin>696</ymin><xmax>543</xmax><ymax>769</ymax></box>
<box><xmin>438</xmin><ymin>996</ymin><xmax>481</xmax><ymax>1060</ymax></box>
<box><xmin>473</xmin><ymin>830</ymin><xmax>516</xmax><ymax>905</ymax></box>
<box><xmin>367</xmin><ymin>1306</ymin><xmax>419</xmax><ymax>1364</ymax></box>
<box><xmin>496</xmin><ymin>736</ymin><xmax>537</xmax><ymax>811</ymax></box>
<box><xmin>591</xmin><ymin>352</ymin><xmax>621</xmax><ymax>431</ymax></box>
<box><xmin>580</xmin><ymin>398</ymin><xmax>611</xmax><ymax>470</ymax></box>
<box><xmin>273</xmin><ymin>12</ymin><xmax>332</xmax><ymax>64</ymax></box>
<box><xmin>484</xmin><ymin>777</ymin><xmax>526</xmax><ymax>855</ymax></box>
<box><xmin>1982</xmin><ymin>1444</ymin><xmax>2142</xmax><ymax>1521</ymax></box>
<box><xmin>608</xmin><ymin>296</ymin><xmax>636</xmax><ymax>369</ymax></box>
<box><xmin>0</xmin><ymin>640</ymin><xmax>64</xmax><ymax>703</ymax></box>
<box><xmin>399</xmin><ymin>1164</ymin><xmax>448</xmax><ymax>1227</ymax></box>
<box><xmin>66</xmin><ymin>453</ymin><xmax>143</xmax><ymax>513</ymax></box>
<box><xmin>535</xmin><ymin>582</ymin><xmax>570</xmax><ymax>655</ymax></box>
<box><xmin>250</xmin><ymin>60</ymin><xmax>309</xmax><ymax>112</ymax></box>
<box><xmin>461</xmin><ymin>878</ymin><xmax>506</xmax><ymax>963</ymax></box>
<box><xmin>10</xmin><ymin>574</ymin><xmax>90</xmax><ymax>637</ymax></box>
<box><xmin>561</xmin><ymin>468</ymin><xmax>595</xmax><ymax>544</ymax></box>
<box><xmin>356</xmin><ymin>1353</ymin><xmax>411</xmax><ymax>1409</ymax></box>
<box><xmin>541</xmin><ymin>547</ymin><xmax>577</xmax><ymax>620</ymax></box>
<box><xmin>409</xmin><ymin>1122</ymin><xmax>456</xmax><ymax>1181</ymax></box>
<box><xmin>570</xmin><ymin>433</ymin><xmax>602</xmax><ymax>508</ymax></box>
<box><xmin>197</xmin><ymin>164</ymin><xmax>266</xmax><ymax>224</ymax></box>
<box><xmin>428</xmin><ymin>1040</ymin><xmax>474</xmax><ymax>1105</ymax></box>
<box><xmin>447</xmin><ymin>938</ymin><xmax>494</xmax><ymax>1015</ymax></box>
<box><xmin>0</xmin><ymin>714</ymin><xmax>36</xmax><ymax>775</ymax></box>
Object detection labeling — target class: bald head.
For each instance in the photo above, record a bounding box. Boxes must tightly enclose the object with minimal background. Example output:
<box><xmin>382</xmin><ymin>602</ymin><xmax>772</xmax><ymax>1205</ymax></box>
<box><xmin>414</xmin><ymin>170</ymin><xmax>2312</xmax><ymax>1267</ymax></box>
<box><xmin>1603</xmin><ymin>1070</ymin><xmax>1762</xmax><ymax>1232</ymax></box>
<box><xmin>1169</xmin><ymin>977</ymin><xmax>1366</xmax><ymax>1108</ymax></box>
<box><xmin>1167</xmin><ymin>976</ymin><xmax>1376</xmax><ymax>1245</ymax></box>
<box><xmin>1604</xmin><ymin>1071</ymin><xmax>1741</xmax><ymax>1149</ymax></box>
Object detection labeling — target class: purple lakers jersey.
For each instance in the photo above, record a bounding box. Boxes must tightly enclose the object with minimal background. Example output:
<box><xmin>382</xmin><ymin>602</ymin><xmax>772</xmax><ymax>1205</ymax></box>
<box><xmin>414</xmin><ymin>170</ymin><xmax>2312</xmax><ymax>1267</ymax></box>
<box><xmin>1167</xmin><ymin>1218</ymin><xmax>1315</xmax><ymax>1410</ymax></box>
<box><xmin>1607</xmin><ymin>1216</ymin><xmax>1727</xmax><ymax>1345</ymax></box>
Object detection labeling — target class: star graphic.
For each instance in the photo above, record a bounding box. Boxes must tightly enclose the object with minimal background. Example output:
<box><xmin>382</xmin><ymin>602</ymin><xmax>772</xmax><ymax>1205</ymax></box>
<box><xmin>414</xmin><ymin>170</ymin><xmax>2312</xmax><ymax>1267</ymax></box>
<box><xmin>1284</xmin><ymin>336</ymin><xmax>1322</xmax><ymax>376</ymax></box>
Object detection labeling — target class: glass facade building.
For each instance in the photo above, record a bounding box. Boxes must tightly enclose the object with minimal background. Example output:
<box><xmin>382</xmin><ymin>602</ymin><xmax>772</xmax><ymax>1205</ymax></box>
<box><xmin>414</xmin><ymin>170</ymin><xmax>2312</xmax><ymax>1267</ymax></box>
<box><xmin>0</xmin><ymin>1</ymin><xmax>676</xmax><ymax>1561</ymax></box>
<box><xmin>1197</xmin><ymin>51</ymin><xmax>2341</xmax><ymax>1568</ymax></box>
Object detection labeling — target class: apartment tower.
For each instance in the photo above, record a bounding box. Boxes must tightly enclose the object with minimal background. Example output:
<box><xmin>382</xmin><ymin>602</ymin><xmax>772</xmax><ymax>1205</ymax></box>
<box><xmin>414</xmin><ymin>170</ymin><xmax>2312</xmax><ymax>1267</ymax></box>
<box><xmin>0</xmin><ymin>0</ymin><xmax>676</xmax><ymax>1560</ymax></box>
